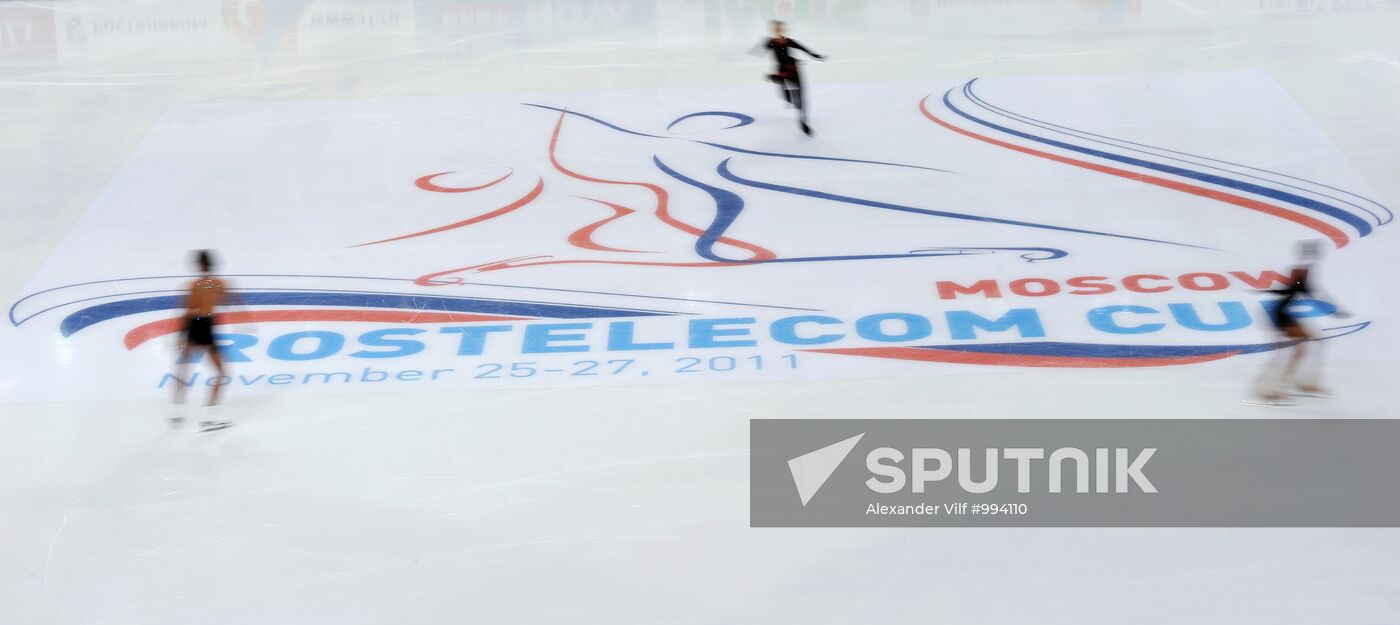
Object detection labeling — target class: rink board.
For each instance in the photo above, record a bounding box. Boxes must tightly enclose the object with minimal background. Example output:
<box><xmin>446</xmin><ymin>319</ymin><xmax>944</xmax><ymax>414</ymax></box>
<box><xmin>2</xmin><ymin>70</ymin><xmax>1395</xmax><ymax>402</ymax></box>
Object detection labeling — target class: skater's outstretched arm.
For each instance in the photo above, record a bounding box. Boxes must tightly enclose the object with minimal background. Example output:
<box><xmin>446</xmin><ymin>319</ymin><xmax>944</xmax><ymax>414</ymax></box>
<box><xmin>1251</xmin><ymin>283</ymin><xmax>1352</xmax><ymax>319</ymax></box>
<box><xmin>220</xmin><ymin>280</ymin><xmax>244</xmax><ymax>308</ymax></box>
<box><xmin>1310</xmin><ymin>287</ymin><xmax>1353</xmax><ymax>318</ymax></box>
<box><xmin>787</xmin><ymin>39</ymin><xmax>826</xmax><ymax>60</ymax></box>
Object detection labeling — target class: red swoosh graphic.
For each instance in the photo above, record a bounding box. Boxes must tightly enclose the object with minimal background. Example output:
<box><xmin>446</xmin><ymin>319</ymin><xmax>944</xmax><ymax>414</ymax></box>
<box><xmin>807</xmin><ymin>346</ymin><xmax>1236</xmax><ymax>368</ymax></box>
<box><xmin>415</xmin><ymin>170</ymin><xmax>513</xmax><ymax>193</ymax></box>
<box><xmin>919</xmin><ymin>96</ymin><xmax>1351</xmax><ymax>248</ymax></box>
<box><xmin>547</xmin><ymin>110</ymin><xmax>776</xmax><ymax>261</ymax></box>
<box><xmin>568</xmin><ymin>197</ymin><xmax>653</xmax><ymax>253</ymax></box>
<box><xmin>415</xmin><ymin>255</ymin><xmax>759</xmax><ymax>281</ymax></box>
<box><xmin>125</xmin><ymin>309</ymin><xmax>528</xmax><ymax>350</ymax></box>
<box><xmin>352</xmin><ymin>178</ymin><xmax>545</xmax><ymax>247</ymax></box>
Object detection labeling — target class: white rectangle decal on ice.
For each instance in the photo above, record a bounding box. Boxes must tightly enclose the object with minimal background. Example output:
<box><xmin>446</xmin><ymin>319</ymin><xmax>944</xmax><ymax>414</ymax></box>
<box><xmin>3</xmin><ymin>70</ymin><xmax>1394</xmax><ymax>402</ymax></box>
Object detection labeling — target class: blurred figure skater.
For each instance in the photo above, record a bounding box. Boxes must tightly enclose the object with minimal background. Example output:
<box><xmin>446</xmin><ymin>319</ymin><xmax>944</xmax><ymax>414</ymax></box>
<box><xmin>171</xmin><ymin>250</ymin><xmax>233</xmax><ymax>431</ymax></box>
<box><xmin>752</xmin><ymin>20</ymin><xmax>825</xmax><ymax>135</ymax></box>
<box><xmin>1251</xmin><ymin>240</ymin><xmax>1350</xmax><ymax>405</ymax></box>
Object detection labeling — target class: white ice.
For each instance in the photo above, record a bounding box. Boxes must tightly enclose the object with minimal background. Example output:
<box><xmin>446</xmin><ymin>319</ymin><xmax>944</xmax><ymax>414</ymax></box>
<box><xmin>2</xmin><ymin>1</ymin><xmax>1399</xmax><ymax>623</ymax></box>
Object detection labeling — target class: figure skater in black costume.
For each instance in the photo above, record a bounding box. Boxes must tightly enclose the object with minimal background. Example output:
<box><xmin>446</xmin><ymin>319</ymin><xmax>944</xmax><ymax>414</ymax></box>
<box><xmin>1252</xmin><ymin>240</ymin><xmax>1351</xmax><ymax>405</ymax></box>
<box><xmin>752</xmin><ymin>20</ymin><xmax>825</xmax><ymax>135</ymax></box>
<box><xmin>171</xmin><ymin>250</ymin><xmax>234</xmax><ymax>431</ymax></box>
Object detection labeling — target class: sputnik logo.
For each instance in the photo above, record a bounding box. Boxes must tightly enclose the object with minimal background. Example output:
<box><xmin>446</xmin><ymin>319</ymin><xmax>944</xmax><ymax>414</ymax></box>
<box><xmin>787</xmin><ymin>433</ymin><xmax>864</xmax><ymax>506</ymax></box>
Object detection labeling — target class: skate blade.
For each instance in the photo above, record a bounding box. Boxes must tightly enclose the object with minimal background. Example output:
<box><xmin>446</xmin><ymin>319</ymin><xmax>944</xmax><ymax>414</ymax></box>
<box><xmin>1241</xmin><ymin>399</ymin><xmax>1295</xmax><ymax>407</ymax></box>
<box><xmin>1289</xmin><ymin>391</ymin><xmax>1334</xmax><ymax>399</ymax></box>
<box><xmin>198</xmin><ymin>422</ymin><xmax>233</xmax><ymax>433</ymax></box>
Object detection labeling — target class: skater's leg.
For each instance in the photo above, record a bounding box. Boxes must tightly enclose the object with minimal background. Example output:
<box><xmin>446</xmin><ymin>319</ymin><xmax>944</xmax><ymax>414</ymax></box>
<box><xmin>1293</xmin><ymin>328</ymin><xmax>1329</xmax><ymax>394</ymax></box>
<box><xmin>197</xmin><ymin>344</ymin><xmax>233</xmax><ymax>431</ymax></box>
<box><xmin>1274</xmin><ymin>325</ymin><xmax>1309</xmax><ymax>395</ymax></box>
<box><xmin>789</xmin><ymin>72</ymin><xmax>811</xmax><ymax>134</ymax></box>
<box><xmin>168</xmin><ymin>342</ymin><xmax>194</xmax><ymax>425</ymax></box>
<box><xmin>173</xmin><ymin>343</ymin><xmax>192</xmax><ymax>404</ymax></box>
<box><xmin>1253</xmin><ymin>346</ymin><xmax>1291</xmax><ymax>400</ymax></box>
<box><xmin>205</xmin><ymin>344</ymin><xmax>226</xmax><ymax>407</ymax></box>
<box><xmin>789</xmin><ymin>73</ymin><xmax>804</xmax><ymax>114</ymax></box>
<box><xmin>1279</xmin><ymin>342</ymin><xmax>1306</xmax><ymax>392</ymax></box>
<box><xmin>789</xmin><ymin>73</ymin><xmax>812</xmax><ymax>134</ymax></box>
<box><xmin>769</xmin><ymin>73</ymin><xmax>791</xmax><ymax>103</ymax></box>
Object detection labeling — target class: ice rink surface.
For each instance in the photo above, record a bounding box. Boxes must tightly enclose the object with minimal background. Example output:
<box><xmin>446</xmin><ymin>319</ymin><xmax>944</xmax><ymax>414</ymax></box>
<box><xmin>3</xmin><ymin>0</ymin><xmax>1400</xmax><ymax>622</ymax></box>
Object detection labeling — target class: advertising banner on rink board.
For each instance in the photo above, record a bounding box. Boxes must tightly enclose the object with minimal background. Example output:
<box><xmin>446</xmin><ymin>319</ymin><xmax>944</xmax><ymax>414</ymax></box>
<box><xmin>750</xmin><ymin>419</ymin><xmax>1400</xmax><ymax>527</ymax></box>
<box><xmin>1</xmin><ymin>70</ymin><xmax>1396</xmax><ymax>402</ymax></box>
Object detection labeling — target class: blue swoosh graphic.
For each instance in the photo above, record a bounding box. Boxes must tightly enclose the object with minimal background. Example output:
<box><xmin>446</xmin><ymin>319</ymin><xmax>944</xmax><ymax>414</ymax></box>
<box><xmin>668</xmin><ymin>111</ymin><xmax>754</xmax><ymax>132</ymax></box>
<box><xmin>524</xmin><ymin>103</ymin><xmax>951</xmax><ymax>173</ymax></box>
<box><xmin>961</xmin><ymin>80</ymin><xmax>1392</xmax><ymax>226</ymax></box>
<box><xmin>60</xmin><ymin>291</ymin><xmax>667</xmax><ymax>337</ymax></box>
<box><xmin>653</xmin><ymin>156</ymin><xmax>1068</xmax><ymax>263</ymax></box>
<box><xmin>714</xmin><ymin>158</ymin><xmax>1208</xmax><ymax>249</ymax></box>
<box><xmin>944</xmin><ymin>81</ymin><xmax>1374</xmax><ymax>237</ymax></box>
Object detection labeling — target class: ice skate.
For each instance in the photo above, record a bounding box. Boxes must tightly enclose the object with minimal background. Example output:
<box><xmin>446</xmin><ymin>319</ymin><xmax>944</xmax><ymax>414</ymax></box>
<box><xmin>1242</xmin><ymin>392</ymin><xmax>1295</xmax><ymax>407</ymax></box>
<box><xmin>198</xmin><ymin>405</ymin><xmax>232</xmax><ymax>433</ymax></box>
<box><xmin>168</xmin><ymin>403</ymin><xmax>187</xmax><ymax>428</ymax></box>
<box><xmin>1290</xmin><ymin>384</ymin><xmax>1334</xmax><ymax>399</ymax></box>
<box><xmin>198</xmin><ymin>420</ymin><xmax>233</xmax><ymax>432</ymax></box>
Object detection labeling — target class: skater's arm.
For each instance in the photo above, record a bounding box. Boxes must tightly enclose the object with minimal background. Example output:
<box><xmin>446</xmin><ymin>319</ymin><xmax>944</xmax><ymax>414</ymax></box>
<box><xmin>1311</xmin><ymin>287</ymin><xmax>1353</xmax><ymax>318</ymax></box>
<box><xmin>218</xmin><ymin>280</ymin><xmax>245</xmax><ymax>309</ymax></box>
<box><xmin>182</xmin><ymin>280</ymin><xmax>200</xmax><ymax>317</ymax></box>
<box><xmin>748</xmin><ymin>38</ymin><xmax>769</xmax><ymax>57</ymax></box>
<box><xmin>787</xmin><ymin>39</ymin><xmax>825</xmax><ymax>60</ymax></box>
<box><xmin>1251</xmin><ymin>287</ymin><xmax>1353</xmax><ymax>319</ymax></box>
<box><xmin>1298</xmin><ymin>270</ymin><xmax>1352</xmax><ymax>318</ymax></box>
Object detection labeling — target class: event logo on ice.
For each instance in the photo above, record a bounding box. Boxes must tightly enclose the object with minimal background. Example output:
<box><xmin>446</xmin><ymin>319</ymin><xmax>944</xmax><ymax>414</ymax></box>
<box><xmin>1</xmin><ymin>71</ymin><xmax>1390</xmax><ymax>401</ymax></box>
